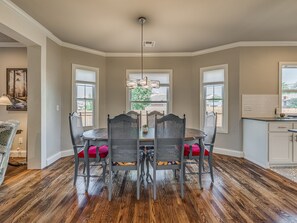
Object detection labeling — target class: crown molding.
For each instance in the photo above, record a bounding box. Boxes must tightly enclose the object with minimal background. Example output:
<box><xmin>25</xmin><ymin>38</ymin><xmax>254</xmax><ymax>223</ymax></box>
<box><xmin>61</xmin><ymin>42</ymin><xmax>106</xmax><ymax>56</ymax></box>
<box><xmin>0</xmin><ymin>42</ymin><xmax>25</xmax><ymax>47</ymax></box>
<box><xmin>105</xmin><ymin>52</ymin><xmax>193</xmax><ymax>57</ymax></box>
<box><xmin>3</xmin><ymin>0</ymin><xmax>297</xmax><ymax>57</ymax></box>
<box><xmin>2</xmin><ymin>0</ymin><xmax>63</xmax><ymax>45</ymax></box>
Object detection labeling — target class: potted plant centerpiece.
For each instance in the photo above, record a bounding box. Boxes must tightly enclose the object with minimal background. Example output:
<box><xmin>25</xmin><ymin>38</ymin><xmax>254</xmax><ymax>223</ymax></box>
<box><xmin>142</xmin><ymin>124</ymin><xmax>149</xmax><ymax>134</ymax></box>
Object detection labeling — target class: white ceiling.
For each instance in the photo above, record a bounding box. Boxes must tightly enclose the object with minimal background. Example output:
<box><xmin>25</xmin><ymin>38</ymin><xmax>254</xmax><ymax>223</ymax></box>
<box><xmin>11</xmin><ymin>0</ymin><xmax>297</xmax><ymax>53</ymax></box>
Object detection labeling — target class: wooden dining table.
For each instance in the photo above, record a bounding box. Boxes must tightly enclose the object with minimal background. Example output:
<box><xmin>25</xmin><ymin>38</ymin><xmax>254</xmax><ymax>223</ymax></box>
<box><xmin>83</xmin><ymin>127</ymin><xmax>207</xmax><ymax>188</ymax></box>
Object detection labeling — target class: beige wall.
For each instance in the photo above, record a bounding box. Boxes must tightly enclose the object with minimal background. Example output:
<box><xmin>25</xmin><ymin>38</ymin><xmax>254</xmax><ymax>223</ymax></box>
<box><xmin>106</xmin><ymin>57</ymin><xmax>194</xmax><ymax>124</ymax></box>
<box><xmin>46</xmin><ymin>38</ymin><xmax>62</xmax><ymax>158</ymax></box>
<box><xmin>0</xmin><ymin>47</ymin><xmax>27</xmax><ymax>154</ymax></box>
<box><xmin>193</xmin><ymin>48</ymin><xmax>241</xmax><ymax>151</ymax></box>
<box><xmin>60</xmin><ymin>47</ymin><xmax>106</xmax><ymax>151</ymax></box>
<box><xmin>240</xmin><ymin>46</ymin><xmax>297</xmax><ymax>95</ymax></box>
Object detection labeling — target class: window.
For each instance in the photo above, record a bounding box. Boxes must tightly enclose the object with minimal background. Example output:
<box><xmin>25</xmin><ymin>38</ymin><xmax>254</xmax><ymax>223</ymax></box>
<box><xmin>200</xmin><ymin>64</ymin><xmax>228</xmax><ymax>133</ymax></box>
<box><xmin>72</xmin><ymin>64</ymin><xmax>99</xmax><ymax>128</ymax></box>
<box><xmin>126</xmin><ymin>70</ymin><xmax>172</xmax><ymax>124</ymax></box>
<box><xmin>280</xmin><ymin>62</ymin><xmax>297</xmax><ymax>114</ymax></box>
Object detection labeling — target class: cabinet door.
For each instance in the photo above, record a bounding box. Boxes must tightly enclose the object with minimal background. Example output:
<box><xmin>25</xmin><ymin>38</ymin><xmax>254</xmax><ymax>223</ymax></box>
<box><xmin>269</xmin><ymin>132</ymin><xmax>293</xmax><ymax>164</ymax></box>
<box><xmin>293</xmin><ymin>133</ymin><xmax>297</xmax><ymax>163</ymax></box>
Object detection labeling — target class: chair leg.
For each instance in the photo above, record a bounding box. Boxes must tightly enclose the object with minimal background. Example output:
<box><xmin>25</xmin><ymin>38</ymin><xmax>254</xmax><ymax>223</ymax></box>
<box><xmin>146</xmin><ymin>156</ymin><xmax>150</xmax><ymax>180</ymax></box>
<box><xmin>153</xmin><ymin>168</ymin><xmax>156</xmax><ymax>200</ymax></box>
<box><xmin>198</xmin><ymin>155</ymin><xmax>203</xmax><ymax>190</ymax></box>
<box><xmin>83</xmin><ymin>163</ymin><xmax>86</xmax><ymax>174</ymax></box>
<box><xmin>137</xmin><ymin>165</ymin><xmax>140</xmax><ymax>200</ymax></box>
<box><xmin>102</xmin><ymin>159</ymin><xmax>107</xmax><ymax>183</ymax></box>
<box><xmin>209</xmin><ymin>155</ymin><xmax>214</xmax><ymax>183</ymax></box>
<box><xmin>85</xmin><ymin>156</ymin><xmax>90</xmax><ymax>191</ymax></box>
<box><xmin>180</xmin><ymin>164</ymin><xmax>184</xmax><ymax>199</ymax></box>
<box><xmin>74</xmin><ymin>156</ymin><xmax>79</xmax><ymax>185</ymax></box>
<box><xmin>183</xmin><ymin>162</ymin><xmax>186</xmax><ymax>182</ymax></box>
<box><xmin>108</xmin><ymin>169</ymin><xmax>113</xmax><ymax>201</ymax></box>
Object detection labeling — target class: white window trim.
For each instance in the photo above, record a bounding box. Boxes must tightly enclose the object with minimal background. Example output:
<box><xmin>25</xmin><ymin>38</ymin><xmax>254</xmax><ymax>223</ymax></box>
<box><xmin>72</xmin><ymin>64</ymin><xmax>99</xmax><ymax>129</ymax></box>
<box><xmin>126</xmin><ymin>69</ymin><xmax>173</xmax><ymax>114</ymax></box>
<box><xmin>279</xmin><ymin>61</ymin><xmax>297</xmax><ymax>114</ymax></box>
<box><xmin>200</xmin><ymin>64</ymin><xmax>228</xmax><ymax>133</ymax></box>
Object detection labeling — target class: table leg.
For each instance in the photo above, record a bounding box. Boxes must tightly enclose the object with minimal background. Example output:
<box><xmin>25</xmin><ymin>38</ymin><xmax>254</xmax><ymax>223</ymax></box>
<box><xmin>198</xmin><ymin>138</ymin><xmax>204</xmax><ymax>190</ymax></box>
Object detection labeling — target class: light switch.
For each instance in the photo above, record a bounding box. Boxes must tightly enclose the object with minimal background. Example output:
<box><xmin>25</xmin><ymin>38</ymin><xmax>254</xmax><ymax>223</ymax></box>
<box><xmin>56</xmin><ymin>105</ymin><xmax>60</xmax><ymax>111</ymax></box>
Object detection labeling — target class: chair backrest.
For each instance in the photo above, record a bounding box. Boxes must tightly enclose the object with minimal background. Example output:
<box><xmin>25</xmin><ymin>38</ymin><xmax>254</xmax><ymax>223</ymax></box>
<box><xmin>126</xmin><ymin>110</ymin><xmax>142</xmax><ymax>127</ymax></box>
<box><xmin>69</xmin><ymin>112</ymin><xmax>84</xmax><ymax>147</ymax></box>
<box><xmin>146</xmin><ymin>110</ymin><xmax>164</xmax><ymax>128</ymax></box>
<box><xmin>0</xmin><ymin>120</ymin><xmax>19</xmax><ymax>185</ymax></box>
<box><xmin>203</xmin><ymin>112</ymin><xmax>217</xmax><ymax>146</ymax></box>
<box><xmin>154</xmin><ymin>114</ymin><xmax>185</xmax><ymax>162</ymax></box>
<box><xmin>108</xmin><ymin>114</ymin><xmax>139</xmax><ymax>163</ymax></box>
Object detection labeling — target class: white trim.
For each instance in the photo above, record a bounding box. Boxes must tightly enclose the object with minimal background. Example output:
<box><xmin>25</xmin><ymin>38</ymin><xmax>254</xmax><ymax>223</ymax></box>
<box><xmin>106</xmin><ymin>52</ymin><xmax>193</xmax><ymax>57</ymax></box>
<box><xmin>213</xmin><ymin>147</ymin><xmax>244</xmax><ymax>158</ymax></box>
<box><xmin>10</xmin><ymin>150</ymin><xmax>26</xmax><ymax>157</ymax></box>
<box><xmin>61</xmin><ymin>149</ymin><xmax>74</xmax><ymax>157</ymax></box>
<box><xmin>72</xmin><ymin>64</ymin><xmax>100</xmax><ymax>129</ymax></box>
<box><xmin>125</xmin><ymin>69</ymin><xmax>173</xmax><ymax>114</ymax></box>
<box><xmin>200</xmin><ymin>64</ymin><xmax>228</xmax><ymax>133</ymax></box>
<box><xmin>2</xmin><ymin>0</ymin><xmax>63</xmax><ymax>45</ymax></box>
<box><xmin>62</xmin><ymin>42</ymin><xmax>105</xmax><ymax>56</ymax></box>
<box><xmin>278</xmin><ymin>61</ymin><xmax>297</xmax><ymax>114</ymax></box>
<box><xmin>46</xmin><ymin>152</ymin><xmax>61</xmax><ymax>166</ymax></box>
<box><xmin>0</xmin><ymin>42</ymin><xmax>25</xmax><ymax>47</ymax></box>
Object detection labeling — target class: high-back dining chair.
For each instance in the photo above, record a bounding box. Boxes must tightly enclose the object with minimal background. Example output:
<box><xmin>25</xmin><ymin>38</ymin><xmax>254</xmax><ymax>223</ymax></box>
<box><xmin>149</xmin><ymin>114</ymin><xmax>185</xmax><ymax>200</ymax></box>
<box><xmin>108</xmin><ymin>114</ymin><xmax>141</xmax><ymax>201</ymax></box>
<box><xmin>146</xmin><ymin>110</ymin><xmax>164</xmax><ymax>128</ymax></box>
<box><xmin>184</xmin><ymin>112</ymin><xmax>217</xmax><ymax>185</ymax></box>
<box><xmin>0</xmin><ymin>120</ymin><xmax>19</xmax><ymax>186</ymax></box>
<box><xmin>126</xmin><ymin>110</ymin><xmax>142</xmax><ymax>127</ymax></box>
<box><xmin>69</xmin><ymin>112</ymin><xmax>108</xmax><ymax>190</ymax></box>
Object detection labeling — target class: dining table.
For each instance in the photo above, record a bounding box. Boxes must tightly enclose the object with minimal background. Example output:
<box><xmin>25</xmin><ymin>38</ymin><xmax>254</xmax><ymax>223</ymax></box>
<box><xmin>83</xmin><ymin>127</ymin><xmax>206</xmax><ymax>187</ymax></box>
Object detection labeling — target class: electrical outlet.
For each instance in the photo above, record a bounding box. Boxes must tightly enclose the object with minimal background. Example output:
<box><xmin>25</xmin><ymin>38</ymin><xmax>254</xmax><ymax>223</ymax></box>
<box><xmin>18</xmin><ymin>137</ymin><xmax>23</xmax><ymax>144</ymax></box>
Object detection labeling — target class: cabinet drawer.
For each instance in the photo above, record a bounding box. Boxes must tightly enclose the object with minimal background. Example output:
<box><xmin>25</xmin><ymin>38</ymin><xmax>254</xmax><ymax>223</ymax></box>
<box><xmin>269</xmin><ymin>122</ymin><xmax>293</xmax><ymax>132</ymax></box>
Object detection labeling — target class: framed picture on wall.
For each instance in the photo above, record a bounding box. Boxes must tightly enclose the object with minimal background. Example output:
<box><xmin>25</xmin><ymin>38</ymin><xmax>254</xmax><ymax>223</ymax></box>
<box><xmin>6</xmin><ymin>68</ymin><xmax>27</xmax><ymax>111</ymax></box>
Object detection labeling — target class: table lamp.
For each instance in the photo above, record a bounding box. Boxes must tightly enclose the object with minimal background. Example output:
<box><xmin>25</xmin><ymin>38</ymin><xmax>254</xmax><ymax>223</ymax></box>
<box><xmin>0</xmin><ymin>94</ymin><xmax>12</xmax><ymax>106</ymax></box>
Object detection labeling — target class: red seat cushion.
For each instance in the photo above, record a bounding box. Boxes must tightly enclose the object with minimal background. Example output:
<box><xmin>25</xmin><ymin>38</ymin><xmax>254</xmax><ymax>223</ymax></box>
<box><xmin>78</xmin><ymin>145</ymin><xmax>108</xmax><ymax>158</ymax></box>
<box><xmin>184</xmin><ymin>144</ymin><xmax>209</xmax><ymax>157</ymax></box>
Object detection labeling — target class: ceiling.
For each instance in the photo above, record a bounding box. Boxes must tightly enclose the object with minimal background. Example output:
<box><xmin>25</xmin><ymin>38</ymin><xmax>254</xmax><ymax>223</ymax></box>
<box><xmin>11</xmin><ymin>0</ymin><xmax>297</xmax><ymax>53</ymax></box>
<box><xmin>0</xmin><ymin>32</ymin><xmax>17</xmax><ymax>42</ymax></box>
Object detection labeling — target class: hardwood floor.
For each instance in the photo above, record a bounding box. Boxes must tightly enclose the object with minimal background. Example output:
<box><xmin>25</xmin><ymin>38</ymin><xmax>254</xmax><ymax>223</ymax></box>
<box><xmin>0</xmin><ymin>155</ymin><xmax>296</xmax><ymax>223</ymax></box>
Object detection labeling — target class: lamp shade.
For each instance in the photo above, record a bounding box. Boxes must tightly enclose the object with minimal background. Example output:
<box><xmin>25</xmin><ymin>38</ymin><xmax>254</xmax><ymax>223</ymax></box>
<box><xmin>0</xmin><ymin>95</ymin><xmax>12</xmax><ymax>106</ymax></box>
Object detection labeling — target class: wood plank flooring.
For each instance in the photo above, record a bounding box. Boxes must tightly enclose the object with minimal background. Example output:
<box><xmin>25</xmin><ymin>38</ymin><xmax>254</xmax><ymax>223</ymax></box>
<box><xmin>0</xmin><ymin>155</ymin><xmax>296</xmax><ymax>223</ymax></box>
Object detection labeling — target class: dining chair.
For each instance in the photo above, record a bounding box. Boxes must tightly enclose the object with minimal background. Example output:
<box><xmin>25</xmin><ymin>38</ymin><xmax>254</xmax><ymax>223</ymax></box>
<box><xmin>69</xmin><ymin>112</ymin><xmax>108</xmax><ymax>190</ymax></box>
<box><xmin>146</xmin><ymin>110</ymin><xmax>164</xmax><ymax>128</ymax></box>
<box><xmin>149</xmin><ymin>113</ymin><xmax>185</xmax><ymax>200</ymax></box>
<box><xmin>184</xmin><ymin>112</ymin><xmax>217</xmax><ymax>185</ymax></box>
<box><xmin>126</xmin><ymin>110</ymin><xmax>142</xmax><ymax>127</ymax></box>
<box><xmin>0</xmin><ymin>120</ymin><xmax>19</xmax><ymax>186</ymax></box>
<box><xmin>108</xmin><ymin>114</ymin><xmax>142</xmax><ymax>201</ymax></box>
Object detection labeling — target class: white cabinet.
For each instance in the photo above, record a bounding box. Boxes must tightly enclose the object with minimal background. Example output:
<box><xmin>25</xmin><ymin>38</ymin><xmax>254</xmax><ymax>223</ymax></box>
<box><xmin>269</xmin><ymin>132</ymin><xmax>293</xmax><ymax>164</ymax></box>
<box><xmin>243</xmin><ymin>119</ymin><xmax>297</xmax><ymax>168</ymax></box>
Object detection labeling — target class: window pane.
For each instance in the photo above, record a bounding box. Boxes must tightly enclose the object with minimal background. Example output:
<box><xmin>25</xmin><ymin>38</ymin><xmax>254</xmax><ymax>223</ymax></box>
<box><xmin>150</xmin><ymin>87</ymin><xmax>168</xmax><ymax>101</ymax></box>
<box><xmin>131</xmin><ymin>102</ymin><xmax>151</xmax><ymax>111</ymax></box>
<box><xmin>130</xmin><ymin>87</ymin><xmax>153</xmax><ymax>102</ymax></box>
<box><xmin>76</xmin><ymin>69</ymin><xmax>96</xmax><ymax>82</ymax></box>
<box><xmin>131</xmin><ymin>102</ymin><xmax>167</xmax><ymax>114</ymax></box>
<box><xmin>76</xmin><ymin>100</ymin><xmax>85</xmax><ymax>113</ymax></box>
<box><xmin>282</xmin><ymin>66</ymin><xmax>297</xmax><ymax>90</ymax></box>
<box><xmin>216</xmin><ymin>113</ymin><xmax>223</xmax><ymax>127</ymax></box>
<box><xmin>86</xmin><ymin>100</ymin><xmax>93</xmax><ymax>112</ymax></box>
<box><xmin>80</xmin><ymin>114</ymin><xmax>86</xmax><ymax>126</ymax></box>
<box><xmin>85</xmin><ymin>115</ymin><xmax>93</xmax><ymax>127</ymax></box>
<box><xmin>76</xmin><ymin>84</ymin><xmax>84</xmax><ymax>98</ymax></box>
<box><xmin>282</xmin><ymin>92</ymin><xmax>297</xmax><ymax>113</ymax></box>
<box><xmin>85</xmin><ymin>85</ymin><xmax>94</xmax><ymax>99</ymax></box>
<box><xmin>203</xmin><ymin>68</ymin><xmax>224</xmax><ymax>83</ymax></box>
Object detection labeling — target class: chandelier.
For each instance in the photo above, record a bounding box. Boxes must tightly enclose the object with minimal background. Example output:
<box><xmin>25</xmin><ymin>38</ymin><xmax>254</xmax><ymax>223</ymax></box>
<box><xmin>126</xmin><ymin>17</ymin><xmax>160</xmax><ymax>89</ymax></box>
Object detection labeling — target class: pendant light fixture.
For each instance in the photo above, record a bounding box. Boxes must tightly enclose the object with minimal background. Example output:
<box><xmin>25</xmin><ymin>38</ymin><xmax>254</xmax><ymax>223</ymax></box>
<box><xmin>126</xmin><ymin>17</ymin><xmax>160</xmax><ymax>89</ymax></box>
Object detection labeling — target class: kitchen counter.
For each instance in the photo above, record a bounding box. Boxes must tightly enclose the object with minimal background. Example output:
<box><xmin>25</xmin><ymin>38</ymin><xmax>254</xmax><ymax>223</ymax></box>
<box><xmin>242</xmin><ymin>117</ymin><xmax>297</xmax><ymax>122</ymax></box>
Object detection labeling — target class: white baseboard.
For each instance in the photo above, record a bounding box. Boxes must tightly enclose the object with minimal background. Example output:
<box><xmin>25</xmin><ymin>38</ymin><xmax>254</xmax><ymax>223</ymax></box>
<box><xmin>61</xmin><ymin>149</ymin><xmax>73</xmax><ymax>157</ymax></box>
<box><xmin>46</xmin><ymin>152</ymin><xmax>61</xmax><ymax>166</ymax></box>
<box><xmin>213</xmin><ymin>147</ymin><xmax>244</xmax><ymax>158</ymax></box>
<box><xmin>10</xmin><ymin>150</ymin><xmax>26</xmax><ymax>157</ymax></box>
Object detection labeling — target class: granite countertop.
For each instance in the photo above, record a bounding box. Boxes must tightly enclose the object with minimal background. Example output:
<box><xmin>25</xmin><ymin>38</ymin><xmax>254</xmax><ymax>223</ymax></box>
<box><xmin>242</xmin><ymin>117</ymin><xmax>297</xmax><ymax>122</ymax></box>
